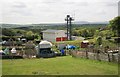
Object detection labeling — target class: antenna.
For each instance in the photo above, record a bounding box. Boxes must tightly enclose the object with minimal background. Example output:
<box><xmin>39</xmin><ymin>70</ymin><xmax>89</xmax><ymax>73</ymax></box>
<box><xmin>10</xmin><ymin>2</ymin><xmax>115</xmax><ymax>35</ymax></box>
<box><xmin>65</xmin><ymin>15</ymin><xmax>74</xmax><ymax>40</ymax></box>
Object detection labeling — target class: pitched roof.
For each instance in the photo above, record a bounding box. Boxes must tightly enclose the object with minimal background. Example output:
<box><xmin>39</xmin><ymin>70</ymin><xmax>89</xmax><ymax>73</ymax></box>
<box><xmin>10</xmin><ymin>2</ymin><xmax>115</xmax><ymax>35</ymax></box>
<box><xmin>42</xmin><ymin>29</ymin><xmax>65</xmax><ymax>33</ymax></box>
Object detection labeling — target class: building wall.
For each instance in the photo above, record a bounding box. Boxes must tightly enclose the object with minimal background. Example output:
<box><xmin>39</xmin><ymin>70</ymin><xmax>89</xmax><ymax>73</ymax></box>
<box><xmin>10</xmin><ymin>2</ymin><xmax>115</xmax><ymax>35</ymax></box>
<box><xmin>43</xmin><ymin>30</ymin><xmax>66</xmax><ymax>42</ymax></box>
<box><xmin>43</xmin><ymin>32</ymin><xmax>56</xmax><ymax>42</ymax></box>
<box><xmin>55</xmin><ymin>31</ymin><xmax>66</xmax><ymax>37</ymax></box>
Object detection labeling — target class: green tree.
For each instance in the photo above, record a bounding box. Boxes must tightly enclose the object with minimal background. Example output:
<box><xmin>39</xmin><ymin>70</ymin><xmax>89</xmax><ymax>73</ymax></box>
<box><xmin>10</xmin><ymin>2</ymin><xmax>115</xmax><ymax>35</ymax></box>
<box><xmin>94</xmin><ymin>30</ymin><xmax>99</xmax><ymax>37</ymax></box>
<box><xmin>2</xmin><ymin>28</ymin><xmax>16</xmax><ymax>36</ymax></box>
<box><xmin>81</xmin><ymin>28</ymin><xmax>89</xmax><ymax>38</ymax></box>
<box><xmin>72</xmin><ymin>30</ymin><xmax>79</xmax><ymax>36</ymax></box>
<box><xmin>109</xmin><ymin>16</ymin><xmax>120</xmax><ymax>37</ymax></box>
<box><xmin>96</xmin><ymin>36</ymin><xmax>102</xmax><ymax>45</ymax></box>
<box><xmin>87</xmin><ymin>29</ymin><xmax>95</xmax><ymax>37</ymax></box>
<box><xmin>26</xmin><ymin>31</ymin><xmax>34</xmax><ymax>40</ymax></box>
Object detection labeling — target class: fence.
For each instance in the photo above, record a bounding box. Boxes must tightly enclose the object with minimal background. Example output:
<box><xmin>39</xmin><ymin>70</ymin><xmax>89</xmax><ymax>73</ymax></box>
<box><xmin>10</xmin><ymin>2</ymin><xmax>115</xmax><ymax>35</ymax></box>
<box><xmin>70</xmin><ymin>49</ymin><xmax>119</xmax><ymax>63</ymax></box>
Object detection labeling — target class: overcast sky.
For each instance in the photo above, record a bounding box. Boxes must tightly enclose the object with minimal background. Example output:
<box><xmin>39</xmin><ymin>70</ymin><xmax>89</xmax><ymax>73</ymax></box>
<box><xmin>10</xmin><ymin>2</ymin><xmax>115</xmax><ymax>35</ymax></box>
<box><xmin>0</xmin><ymin>0</ymin><xmax>119</xmax><ymax>24</ymax></box>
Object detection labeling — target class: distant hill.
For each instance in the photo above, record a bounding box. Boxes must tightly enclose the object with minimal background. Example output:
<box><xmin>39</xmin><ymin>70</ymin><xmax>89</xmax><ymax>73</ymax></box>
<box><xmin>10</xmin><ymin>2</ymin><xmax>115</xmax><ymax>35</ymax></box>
<box><xmin>74</xmin><ymin>21</ymin><xmax>109</xmax><ymax>24</ymax></box>
<box><xmin>0</xmin><ymin>24</ymin><xmax>30</xmax><ymax>28</ymax></box>
<box><xmin>0</xmin><ymin>21</ymin><xmax>108</xmax><ymax>28</ymax></box>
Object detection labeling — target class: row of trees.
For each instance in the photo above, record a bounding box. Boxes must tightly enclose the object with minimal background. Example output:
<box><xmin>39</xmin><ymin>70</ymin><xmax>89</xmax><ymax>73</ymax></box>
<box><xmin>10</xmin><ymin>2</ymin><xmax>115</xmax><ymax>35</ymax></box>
<box><xmin>72</xmin><ymin>28</ymin><xmax>95</xmax><ymax>38</ymax></box>
<box><xmin>2</xmin><ymin>28</ymin><xmax>41</xmax><ymax>41</ymax></box>
<box><xmin>72</xmin><ymin>16</ymin><xmax>120</xmax><ymax>39</ymax></box>
<box><xmin>72</xmin><ymin>27</ymin><xmax>114</xmax><ymax>39</ymax></box>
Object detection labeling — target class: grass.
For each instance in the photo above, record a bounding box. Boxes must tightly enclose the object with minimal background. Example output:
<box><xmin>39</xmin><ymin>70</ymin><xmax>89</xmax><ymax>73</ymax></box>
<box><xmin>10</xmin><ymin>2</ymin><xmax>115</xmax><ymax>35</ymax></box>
<box><xmin>2</xmin><ymin>56</ymin><xmax>118</xmax><ymax>75</ymax></box>
<box><xmin>55</xmin><ymin>40</ymin><xmax>83</xmax><ymax>46</ymax></box>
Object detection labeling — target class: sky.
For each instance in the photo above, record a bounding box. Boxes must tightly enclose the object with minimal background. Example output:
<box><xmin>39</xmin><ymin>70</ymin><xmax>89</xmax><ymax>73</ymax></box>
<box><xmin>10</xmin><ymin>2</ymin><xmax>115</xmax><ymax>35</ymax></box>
<box><xmin>0</xmin><ymin>0</ymin><xmax>119</xmax><ymax>24</ymax></box>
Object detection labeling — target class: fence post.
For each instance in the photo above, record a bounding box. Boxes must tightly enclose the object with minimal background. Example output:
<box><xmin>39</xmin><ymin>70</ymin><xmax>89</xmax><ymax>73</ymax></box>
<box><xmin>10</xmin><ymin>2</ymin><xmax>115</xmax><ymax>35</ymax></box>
<box><xmin>96</xmin><ymin>50</ymin><xmax>101</xmax><ymax>61</ymax></box>
<box><xmin>118</xmin><ymin>48</ymin><xmax>120</xmax><ymax>64</ymax></box>
<box><xmin>107</xmin><ymin>52</ymin><xmax>111</xmax><ymax>62</ymax></box>
<box><xmin>111</xmin><ymin>52</ymin><xmax>114</xmax><ymax>62</ymax></box>
<box><xmin>85</xmin><ymin>49</ymin><xmax>88</xmax><ymax>59</ymax></box>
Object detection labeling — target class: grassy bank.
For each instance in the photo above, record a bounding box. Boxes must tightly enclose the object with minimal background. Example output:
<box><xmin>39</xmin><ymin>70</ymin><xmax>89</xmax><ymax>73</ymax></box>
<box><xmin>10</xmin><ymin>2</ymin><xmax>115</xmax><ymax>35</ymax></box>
<box><xmin>2</xmin><ymin>56</ymin><xmax>118</xmax><ymax>75</ymax></box>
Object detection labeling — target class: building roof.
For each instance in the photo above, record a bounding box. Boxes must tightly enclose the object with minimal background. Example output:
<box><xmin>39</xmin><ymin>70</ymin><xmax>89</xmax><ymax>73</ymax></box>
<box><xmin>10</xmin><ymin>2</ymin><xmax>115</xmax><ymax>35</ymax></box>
<box><xmin>39</xmin><ymin>40</ymin><xmax>53</xmax><ymax>48</ymax></box>
<box><xmin>42</xmin><ymin>29</ymin><xmax>65</xmax><ymax>33</ymax></box>
<box><xmin>82</xmin><ymin>40</ymin><xmax>89</xmax><ymax>43</ymax></box>
<box><xmin>39</xmin><ymin>40</ymin><xmax>52</xmax><ymax>46</ymax></box>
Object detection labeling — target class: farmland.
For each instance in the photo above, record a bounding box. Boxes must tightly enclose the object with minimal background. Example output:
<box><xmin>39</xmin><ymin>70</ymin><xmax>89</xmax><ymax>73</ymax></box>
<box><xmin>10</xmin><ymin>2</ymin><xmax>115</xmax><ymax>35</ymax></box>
<box><xmin>2</xmin><ymin>56</ymin><xmax>118</xmax><ymax>75</ymax></box>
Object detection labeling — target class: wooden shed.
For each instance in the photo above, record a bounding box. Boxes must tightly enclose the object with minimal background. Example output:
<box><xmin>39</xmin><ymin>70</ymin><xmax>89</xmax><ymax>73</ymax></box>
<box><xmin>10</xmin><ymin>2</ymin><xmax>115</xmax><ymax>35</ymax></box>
<box><xmin>81</xmin><ymin>40</ymin><xmax>89</xmax><ymax>48</ymax></box>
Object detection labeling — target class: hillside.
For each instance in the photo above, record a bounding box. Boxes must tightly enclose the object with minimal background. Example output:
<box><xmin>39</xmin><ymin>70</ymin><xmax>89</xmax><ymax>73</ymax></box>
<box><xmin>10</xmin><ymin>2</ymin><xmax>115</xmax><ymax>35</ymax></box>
<box><xmin>0</xmin><ymin>21</ymin><xmax>108</xmax><ymax>29</ymax></box>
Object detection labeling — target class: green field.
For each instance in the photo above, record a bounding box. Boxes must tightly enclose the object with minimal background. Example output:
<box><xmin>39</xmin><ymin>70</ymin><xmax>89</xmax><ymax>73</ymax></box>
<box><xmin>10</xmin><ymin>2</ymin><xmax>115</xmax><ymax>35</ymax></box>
<box><xmin>2</xmin><ymin>56</ymin><xmax>118</xmax><ymax>75</ymax></box>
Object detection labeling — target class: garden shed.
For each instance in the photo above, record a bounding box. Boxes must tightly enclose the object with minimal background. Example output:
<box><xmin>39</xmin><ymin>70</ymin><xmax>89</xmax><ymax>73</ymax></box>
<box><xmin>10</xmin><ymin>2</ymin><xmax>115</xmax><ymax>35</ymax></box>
<box><xmin>36</xmin><ymin>40</ymin><xmax>55</xmax><ymax>58</ymax></box>
<box><xmin>81</xmin><ymin>40</ymin><xmax>89</xmax><ymax>48</ymax></box>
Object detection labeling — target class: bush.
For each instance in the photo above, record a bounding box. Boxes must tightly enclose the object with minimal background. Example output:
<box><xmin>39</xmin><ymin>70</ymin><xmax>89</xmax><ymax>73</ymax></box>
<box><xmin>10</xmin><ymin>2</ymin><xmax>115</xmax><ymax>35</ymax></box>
<box><xmin>114</xmin><ymin>38</ymin><xmax>120</xmax><ymax>43</ymax></box>
<box><xmin>106</xmin><ymin>36</ymin><xmax>111</xmax><ymax>39</ymax></box>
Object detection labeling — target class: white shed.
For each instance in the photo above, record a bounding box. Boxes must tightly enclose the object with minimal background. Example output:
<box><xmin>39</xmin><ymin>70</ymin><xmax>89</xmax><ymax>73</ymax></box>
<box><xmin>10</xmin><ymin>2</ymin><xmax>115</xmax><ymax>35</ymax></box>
<box><xmin>39</xmin><ymin>40</ymin><xmax>53</xmax><ymax>48</ymax></box>
<box><xmin>36</xmin><ymin>40</ymin><xmax>55</xmax><ymax>58</ymax></box>
<box><xmin>42</xmin><ymin>29</ymin><xmax>67</xmax><ymax>42</ymax></box>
